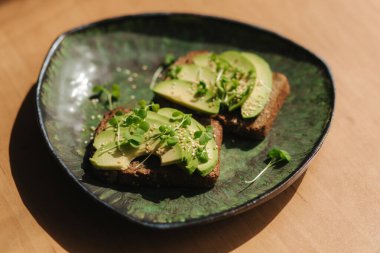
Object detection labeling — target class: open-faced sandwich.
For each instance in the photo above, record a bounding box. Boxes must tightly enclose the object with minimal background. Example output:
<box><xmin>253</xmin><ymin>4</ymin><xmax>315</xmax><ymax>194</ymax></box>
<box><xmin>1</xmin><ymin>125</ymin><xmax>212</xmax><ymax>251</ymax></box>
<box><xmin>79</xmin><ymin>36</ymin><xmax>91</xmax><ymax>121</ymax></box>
<box><xmin>88</xmin><ymin>50</ymin><xmax>290</xmax><ymax>188</ymax></box>
<box><xmin>153</xmin><ymin>50</ymin><xmax>290</xmax><ymax>139</ymax></box>
<box><xmin>88</xmin><ymin>104</ymin><xmax>223</xmax><ymax>188</ymax></box>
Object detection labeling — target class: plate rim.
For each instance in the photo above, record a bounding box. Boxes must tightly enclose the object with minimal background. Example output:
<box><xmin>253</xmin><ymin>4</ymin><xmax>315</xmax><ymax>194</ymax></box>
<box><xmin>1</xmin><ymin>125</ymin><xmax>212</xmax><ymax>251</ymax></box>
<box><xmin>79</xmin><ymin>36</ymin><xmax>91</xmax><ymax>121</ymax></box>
<box><xmin>35</xmin><ymin>12</ymin><xmax>335</xmax><ymax>229</ymax></box>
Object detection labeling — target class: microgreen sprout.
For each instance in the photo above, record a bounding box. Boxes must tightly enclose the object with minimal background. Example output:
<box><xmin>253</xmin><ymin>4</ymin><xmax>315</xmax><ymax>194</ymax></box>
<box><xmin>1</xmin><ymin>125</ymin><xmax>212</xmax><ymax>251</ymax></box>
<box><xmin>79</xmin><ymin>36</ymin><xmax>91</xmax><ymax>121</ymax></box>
<box><xmin>170</xmin><ymin>111</ymin><xmax>192</xmax><ymax>128</ymax></box>
<box><xmin>195</xmin><ymin>126</ymin><xmax>213</xmax><ymax>162</ymax></box>
<box><xmin>195</xmin><ymin>81</ymin><xmax>208</xmax><ymax>97</ymax></box>
<box><xmin>196</xmin><ymin>148</ymin><xmax>209</xmax><ymax>163</ymax></box>
<box><xmin>125</xmin><ymin>132</ymin><xmax>144</xmax><ymax>148</ymax></box>
<box><xmin>92</xmin><ymin>84</ymin><xmax>120</xmax><ymax>109</ymax></box>
<box><xmin>138</xmin><ymin>99</ymin><xmax>147</xmax><ymax>108</ymax></box>
<box><xmin>164</xmin><ymin>53</ymin><xmax>176</xmax><ymax>66</ymax></box>
<box><xmin>167</xmin><ymin>66</ymin><xmax>182</xmax><ymax>79</ymax></box>
<box><xmin>244</xmin><ymin>148</ymin><xmax>291</xmax><ymax>185</ymax></box>
<box><xmin>194</xmin><ymin>125</ymin><xmax>213</xmax><ymax>145</ymax></box>
<box><xmin>167</xmin><ymin>137</ymin><xmax>179</xmax><ymax>146</ymax></box>
<box><xmin>151</xmin><ymin>103</ymin><xmax>160</xmax><ymax>112</ymax></box>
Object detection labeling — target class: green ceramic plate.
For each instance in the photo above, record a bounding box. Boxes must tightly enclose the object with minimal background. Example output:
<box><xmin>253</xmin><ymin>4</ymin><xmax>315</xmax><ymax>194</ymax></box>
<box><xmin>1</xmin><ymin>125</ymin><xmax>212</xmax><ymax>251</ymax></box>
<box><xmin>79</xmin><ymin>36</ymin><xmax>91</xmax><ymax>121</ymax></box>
<box><xmin>36</xmin><ymin>13</ymin><xmax>334</xmax><ymax>228</ymax></box>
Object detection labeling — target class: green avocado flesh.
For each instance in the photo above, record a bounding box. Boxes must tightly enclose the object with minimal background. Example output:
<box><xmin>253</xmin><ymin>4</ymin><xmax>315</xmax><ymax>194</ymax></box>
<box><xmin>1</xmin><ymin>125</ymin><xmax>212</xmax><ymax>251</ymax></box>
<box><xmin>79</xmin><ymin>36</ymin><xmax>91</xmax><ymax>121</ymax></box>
<box><xmin>241</xmin><ymin>52</ymin><xmax>273</xmax><ymax>118</ymax></box>
<box><xmin>219</xmin><ymin>51</ymin><xmax>255</xmax><ymax>74</ymax></box>
<box><xmin>192</xmin><ymin>53</ymin><xmax>213</xmax><ymax>67</ymax></box>
<box><xmin>218</xmin><ymin>51</ymin><xmax>256</xmax><ymax>111</ymax></box>
<box><xmin>153</xmin><ymin>80</ymin><xmax>220</xmax><ymax>114</ymax></box>
<box><xmin>153</xmin><ymin>50</ymin><xmax>272</xmax><ymax>118</ymax></box>
<box><xmin>90</xmin><ymin>111</ymin><xmax>178</xmax><ymax>170</ymax></box>
<box><xmin>176</xmin><ymin>64</ymin><xmax>216</xmax><ymax>87</ymax></box>
<box><xmin>90</xmin><ymin>108</ymin><xmax>218</xmax><ymax>176</ymax></box>
<box><xmin>157</xmin><ymin>108</ymin><xmax>218</xmax><ymax>176</ymax></box>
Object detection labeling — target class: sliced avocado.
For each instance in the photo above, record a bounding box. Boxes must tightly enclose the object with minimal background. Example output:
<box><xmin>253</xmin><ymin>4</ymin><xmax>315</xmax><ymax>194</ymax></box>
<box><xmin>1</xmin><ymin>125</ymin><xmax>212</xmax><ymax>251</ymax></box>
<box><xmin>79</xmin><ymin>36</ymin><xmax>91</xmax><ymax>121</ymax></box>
<box><xmin>160</xmin><ymin>144</ymin><xmax>182</xmax><ymax>166</ymax></box>
<box><xmin>156</xmin><ymin>108</ymin><xmax>204</xmax><ymax>131</ymax></box>
<box><xmin>219</xmin><ymin>51</ymin><xmax>255</xmax><ymax>74</ymax></box>
<box><xmin>241</xmin><ymin>52</ymin><xmax>273</xmax><ymax>118</ymax></box>
<box><xmin>197</xmin><ymin>139</ymin><xmax>218</xmax><ymax>176</ymax></box>
<box><xmin>226</xmin><ymin>80</ymin><xmax>252</xmax><ymax>112</ymax></box>
<box><xmin>192</xmin><ymin>52</ymin><xmax>213</xmax><ymax>68</ymax></box>
<box><xmin>93</xmin><ymin>129</ymin><xmax>115</xmax><ymax>149</ymax></box>
<box><xmin>90</xmin><ymin>110</ymin><xmax>183</xmax><ymax>170</ymax></box>
<box><xmin>90</xmin><ymin>137</ymin><xmax>167</xmax><ymax>170</ymax></box>
<box><xmin>156</xmin><ymin>107</ymin><xmax>180</xmax><ymax>119</ymax></box>
<box><xmin>157</xmin><ymin>107</ymin><xmax>218</xmax><ymax>176</ymax></box>
<box><xmin>176</xmin><ymin>64</ymin><xmax>216</xmax><ymax>87</ymax></box>
<box><xmin>91</xmin><ymin>133</ymin><xmax>162</xmax><ymax>170</ymax></box>
<box><xmin>192</xmin><ymin>53</ymin><xmax>231</xmax><ymax>73</ymax></box>
<box><xmin>93</xmin><ymin>127</ymin><xmax>133</xmax><ymax>150</ymax></box>
<box><xmin>155</xmin><ymin>108</ymin><xmax>201</xmax><ymax>174</ymax></box>
<box><xmin>219</xmin><ymin>51</ymin><xmax>256</xmax><ymax>111</ymax></box>
<box><xmin>139</xmin><ymin>111</ymin><xmax>184</xmax><ymax>166</ymax></box>
<box><xmin>150</xmin><ymin>108</ymin><xmax>184</xmax><ymax>166</ymax></box>
<box><xmin>90</xmin><ymin>143</ymin><xmax>135</xmax><ymax>170</ymax></box>
<box><xmin>145</xmin><ymin>110</ymin><xmax>171</xmax><ymax>124</ymax></box>
<box><xmin>153</xmin><ymin>80</ymin><xmax>220</xmax><ymax>114</ymax></box>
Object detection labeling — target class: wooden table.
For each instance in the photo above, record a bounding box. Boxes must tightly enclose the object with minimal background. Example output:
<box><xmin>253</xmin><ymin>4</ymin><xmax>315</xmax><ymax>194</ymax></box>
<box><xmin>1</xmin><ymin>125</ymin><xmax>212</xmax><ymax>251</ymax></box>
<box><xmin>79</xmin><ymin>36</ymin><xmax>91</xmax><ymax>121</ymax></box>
<box><xmin>1</xmin><ymin>0</ymin><xmax>379</xmax><ymax>252</ymax></box>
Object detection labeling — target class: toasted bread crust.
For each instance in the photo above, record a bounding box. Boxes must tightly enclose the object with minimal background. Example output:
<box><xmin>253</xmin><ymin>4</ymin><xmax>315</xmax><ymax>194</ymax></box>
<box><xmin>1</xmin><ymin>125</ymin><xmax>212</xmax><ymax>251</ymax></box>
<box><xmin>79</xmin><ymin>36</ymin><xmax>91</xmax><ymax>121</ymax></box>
<box><xmin>90</xmin><ymin>108</ymin><xmax>222</xmax><ymax>188</ymax></box>
<box><xmin>168</xmin><ymin>50</ymin><xmax>290</xmax><ymax>139</ymax></box>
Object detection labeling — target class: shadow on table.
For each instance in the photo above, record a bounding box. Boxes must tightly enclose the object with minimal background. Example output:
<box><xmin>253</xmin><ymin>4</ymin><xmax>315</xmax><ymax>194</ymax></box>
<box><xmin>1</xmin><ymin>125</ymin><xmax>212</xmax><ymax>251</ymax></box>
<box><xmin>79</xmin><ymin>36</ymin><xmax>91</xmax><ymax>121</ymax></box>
<box><xmin>10</xmin><ymin>85</ymin><xmax>306</xmax><ymax>253</ymax></box>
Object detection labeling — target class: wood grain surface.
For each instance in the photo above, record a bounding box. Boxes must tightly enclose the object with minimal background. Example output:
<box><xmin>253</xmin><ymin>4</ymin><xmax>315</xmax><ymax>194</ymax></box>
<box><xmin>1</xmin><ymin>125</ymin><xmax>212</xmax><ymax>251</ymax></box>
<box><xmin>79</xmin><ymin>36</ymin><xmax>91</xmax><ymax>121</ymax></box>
<box><xmin>1</xmin><ymin>0</ymin><xmax>379</xmax><ymax>252</ymax></box>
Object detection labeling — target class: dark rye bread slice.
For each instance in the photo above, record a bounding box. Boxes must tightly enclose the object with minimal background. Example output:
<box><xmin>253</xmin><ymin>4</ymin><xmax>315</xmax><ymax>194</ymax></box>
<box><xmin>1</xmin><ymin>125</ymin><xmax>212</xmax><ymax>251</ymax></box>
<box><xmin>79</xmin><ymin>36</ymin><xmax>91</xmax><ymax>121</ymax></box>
<box><xmin>90</xmin><ymin>108</ymin><xmax>223</xmax><ymax>188</ymax></box>
<box><xmin>168</xmin><ymin>50</ymin><xmax>290</xmax><ymax>139</ymax></box>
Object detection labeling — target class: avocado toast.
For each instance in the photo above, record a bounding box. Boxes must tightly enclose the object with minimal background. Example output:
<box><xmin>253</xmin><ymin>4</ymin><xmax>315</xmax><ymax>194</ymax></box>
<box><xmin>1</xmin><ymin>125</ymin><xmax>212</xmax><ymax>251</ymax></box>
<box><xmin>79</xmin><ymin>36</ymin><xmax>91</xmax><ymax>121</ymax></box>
<box><xmin>87</xmin><ymin>50</ymin><xmax>289</xmax><ymax>188</ymax></box>
<box><xmin>153</xmin><ymin>50</ymin><xmax>290</xmax><ymax>139</ymax></box>
<box><xmin>88</xmin><ymin>105</ymin><xmax>223</xmax><ymax>188</ymax></box>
